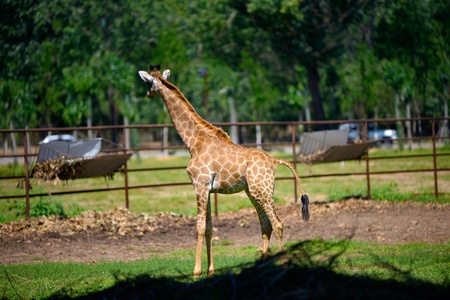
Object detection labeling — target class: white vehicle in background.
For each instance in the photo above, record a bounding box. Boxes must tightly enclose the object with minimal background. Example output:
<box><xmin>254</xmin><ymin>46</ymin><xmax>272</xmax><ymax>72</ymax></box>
<box><xmin>339</xmin><ymin>123</ymin><xmax>398</xmax><ymax>145</ymax></box>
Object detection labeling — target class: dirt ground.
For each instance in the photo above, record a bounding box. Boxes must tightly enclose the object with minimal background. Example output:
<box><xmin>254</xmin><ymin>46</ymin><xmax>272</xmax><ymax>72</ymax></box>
<box><xmin>0</xmin><ymin>199</ymin><xmax>449</xmax><ymax>265</ymax></box>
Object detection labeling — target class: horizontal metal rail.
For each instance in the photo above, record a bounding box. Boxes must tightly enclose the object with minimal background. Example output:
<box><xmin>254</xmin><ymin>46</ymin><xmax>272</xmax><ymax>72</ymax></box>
<box><xmin>301</xmin><ymin>168</ymin><xmax>450</xmax><ymax>178</ymax></box>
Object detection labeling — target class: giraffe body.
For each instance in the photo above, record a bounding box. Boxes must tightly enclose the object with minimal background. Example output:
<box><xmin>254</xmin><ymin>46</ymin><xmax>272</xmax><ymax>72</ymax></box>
<box><xmin>139</xmin><ymin>66</ymin><xmax>309</xmax><ymax>278</ymax></box>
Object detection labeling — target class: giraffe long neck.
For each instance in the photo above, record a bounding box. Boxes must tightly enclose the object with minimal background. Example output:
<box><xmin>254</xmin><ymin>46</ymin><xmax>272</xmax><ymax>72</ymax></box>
<box><xmin>157</xmin><ymin>78</ymin><xmax>233</xmax><ymax>153</ymax></box>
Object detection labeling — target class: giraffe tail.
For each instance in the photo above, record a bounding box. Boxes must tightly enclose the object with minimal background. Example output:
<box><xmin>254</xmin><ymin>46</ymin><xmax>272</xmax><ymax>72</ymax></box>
<box><xmin>278</xmin><ymin>159</ymin><xmax>310</xmax><ymax>222</ymax></box>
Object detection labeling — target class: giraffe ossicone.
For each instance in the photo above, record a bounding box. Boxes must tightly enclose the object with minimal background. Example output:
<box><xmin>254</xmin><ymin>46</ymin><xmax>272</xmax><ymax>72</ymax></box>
<box><xmin>138</xmin><ymin>66</ymin><xmax>310</xmax><ymax>278</ymax></box>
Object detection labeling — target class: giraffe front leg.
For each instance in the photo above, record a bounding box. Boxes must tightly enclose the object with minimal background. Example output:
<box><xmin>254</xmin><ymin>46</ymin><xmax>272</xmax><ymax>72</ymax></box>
<box><xmin>193</xmin><ymin>185</ymin><xmax>211</xmax><ymax>278</ymax></box>
<box><xmin>194</xmin><ymin>213</ymin><xmax>204</xmax><ymax>278</ymax></box>
<box><xmin>205</xmin><ymin>192</ymin><xmax>214</xmax><ymax>276</ymax></box>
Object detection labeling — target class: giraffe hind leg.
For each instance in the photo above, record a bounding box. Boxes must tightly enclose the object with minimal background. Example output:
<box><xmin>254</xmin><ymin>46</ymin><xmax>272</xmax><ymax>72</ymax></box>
<box><xmin>245</xmin><ymin>188</ymin><xmax>281</xmax><ymax>257</ymax></box>
<box><xmin>266</xmin><ymin>200</ymin><xmax>284</xmax><ymax>254</ymax></box>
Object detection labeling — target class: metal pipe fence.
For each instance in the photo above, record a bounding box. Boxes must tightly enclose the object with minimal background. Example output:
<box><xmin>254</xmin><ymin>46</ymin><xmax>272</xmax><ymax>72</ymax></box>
<box><xmin>1</xmin><ymin>117</ymin><xmax>449</xmax><ymax>219</ymax></box>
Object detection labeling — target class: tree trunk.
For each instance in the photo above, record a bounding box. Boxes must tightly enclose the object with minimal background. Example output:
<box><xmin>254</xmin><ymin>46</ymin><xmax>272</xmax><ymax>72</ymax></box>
<box><xmin>255</xmin><ymin>124</ymin><xmax>262</xmax><ymax>150</ymax></box>
<box><xmin>2</xmin><ymin>138</ymin><xmax>7</xmax><ymax>155</ymax></box>
<box><xmin>228</xmin><ymin>96</ymin><xmax>239</xmax><ymax>144</ymax></box>
<box><xmin>412</xmin><ymin>99</ymin><xmax>423</xmax><ymax>145</ymax></box>
<box><xmin>9</xmin><ymin>120</ymin><xmax>17</xmax><ymax>165</ymax></box>
<box><xmin>87</xmin><ymin>97</ymin><xmax>93</xmax><ymax>139</ymax></box>
<box><xmin>443</xmin><ymin>97</ymin><xmax>448</xmax><ymax>138</ymax></box>
<box><xmin>306</xmin><ymin>60</ymin><xmax>326</xmax><ymax>127</ymax></box>
<box><xmin>405</xmin><ymin>102</ymin><xmax>412</xmax><ymax>150</ymax></box>
<box><xmin>25</xmin><ymin>124</ymin><xmax>31</xmax><ymax>166</ymax></box>
<box><xmin>304</xmin><ymin>91</ymin><xmax>312</xmax><ymax>132</ymax></box>
<box><xmin>303</xmin><ymin>91</ymin><xmax>312</xmax><ymax>124</ymax></box>
<box><xmin>394</xmin><ymin>93</ymin><xmax>404</xmax><ymax>150</ymax></box>
<box><xmin>163</xmin><ymin>107</ymin><xmax>169</xmax><ymax>156</ymax></box>
<box><xmin>439</xmin><ymin>83</ymin><xmax>448</xmax><ymax>144</ymax></box>
<box><xmin>162</xmin><ymin>126</ymin><xmax>169</xmax><ymax>156</ymax></box>
<box><xmin>107</xmin><ymin>85</ymin><xmax>118</xmax><ymax>143</ymax></box>
<box><xmin>124</xmin><ymin>115</ymin><xmax>130</xmax><ymax>150</ymax></box>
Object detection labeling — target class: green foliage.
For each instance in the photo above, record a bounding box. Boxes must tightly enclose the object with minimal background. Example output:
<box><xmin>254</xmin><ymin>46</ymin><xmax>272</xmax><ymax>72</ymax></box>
<box><xmin>335</xmin><ymin>47</ymin><xmax>393</xmax><ymax>119</ymax></box>
<box><xmin>382</xmin><ymin>59</ymin><xmax>415</xmax><ymax>96</ymax></box>
<box><xmin>0</xmin><ymin>163</ymin><xmax>24</xmax><ymax>177</ymax></box>
<box><xmin>0</xmin><ymin>80</ymin><xmax>37</xmax><ymax>128</ymax></box>
<box><xmin>1</xmin><ymin>196</ymin><xmax>84</xmax><ymax>221</ymax></box>
<box><xmin>28</xmin><ymin>198</ymin><xmax>65</xmax><ymax>218</ymax></box>
<box><xmin>328</xmin><ymin>181</ymin><xmax>449</xmax><ymax>203</ymax></box>
<box><xmin>370</xmin><ymin>182</ymin><xmax>411</xmax><ymax>201</ymax></box>
<box><xmin>1</xmin><ymin>0</ymin><xmax>449</xmax><ymax>128</ymax></box>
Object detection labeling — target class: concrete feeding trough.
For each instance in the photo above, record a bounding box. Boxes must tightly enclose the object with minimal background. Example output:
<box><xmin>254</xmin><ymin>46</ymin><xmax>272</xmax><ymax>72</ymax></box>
<box><xmin>32</xmin><ymin>135</ymin><xmax>133</xmax><ymax>181</ymax></box>
<box><xmin>299</xmin><ymin>129</ymin><xmax>375</xmax><ymax>164</ymax></box>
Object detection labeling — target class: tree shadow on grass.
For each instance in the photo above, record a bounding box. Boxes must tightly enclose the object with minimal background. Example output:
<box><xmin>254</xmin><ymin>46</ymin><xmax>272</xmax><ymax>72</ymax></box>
<box><xmin>46</xmin><ymin>240</ymin><xmax>449</xmax><ymax>300</ymax></box>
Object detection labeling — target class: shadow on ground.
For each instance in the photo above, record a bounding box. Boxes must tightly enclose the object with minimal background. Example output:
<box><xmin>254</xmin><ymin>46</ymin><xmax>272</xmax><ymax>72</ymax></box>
<box><xmin>46</xmin><ymin>240</ymin><xmax>449</xmax><ymax>300</ymax></box>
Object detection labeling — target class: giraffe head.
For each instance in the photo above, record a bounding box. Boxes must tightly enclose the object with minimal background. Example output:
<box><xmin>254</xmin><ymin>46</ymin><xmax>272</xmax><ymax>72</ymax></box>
<box><xmin>138</xmin><ymin>64</ymin><xmax>170</xmax><ymax>98</ymax></box>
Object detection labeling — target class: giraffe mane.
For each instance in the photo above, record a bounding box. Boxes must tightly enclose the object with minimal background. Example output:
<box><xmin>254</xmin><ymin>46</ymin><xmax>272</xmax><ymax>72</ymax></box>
<box><xmin>154</xmin><ymin>72</ymin><xmax>233</xmax><ymax>144</ymax></box>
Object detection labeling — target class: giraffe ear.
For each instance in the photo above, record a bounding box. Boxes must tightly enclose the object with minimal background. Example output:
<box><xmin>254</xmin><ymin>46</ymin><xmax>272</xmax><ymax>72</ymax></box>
<box><xmin>162</xmin><ymin>69</ymin><xmax>170</xmax><ymax>80</ymax></box>
<box><xmin>138</xmin><ymin>71</ymin><xmax>154</xmax><ymax>83</ymax></box>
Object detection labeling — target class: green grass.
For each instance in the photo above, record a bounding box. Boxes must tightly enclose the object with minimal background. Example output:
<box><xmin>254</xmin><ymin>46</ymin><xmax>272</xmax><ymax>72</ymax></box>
<box><xmin>0</xmin><ymin>247</ymin><xmax>256</xmax><ymax>299</ymax></box>
<box><xmin>301</xmin><ymin>240</ymin><xmax>450</xmax><ymax>284</ymax></box>
<box><xmin>1</xmin><ymin>146</ymin><xmax>450</xmax><ymax>223</ymax></box>
<box><xmin>1</xmin><ymin>240</ymin><xmax>448</xmax><ymax>299</ymax></box>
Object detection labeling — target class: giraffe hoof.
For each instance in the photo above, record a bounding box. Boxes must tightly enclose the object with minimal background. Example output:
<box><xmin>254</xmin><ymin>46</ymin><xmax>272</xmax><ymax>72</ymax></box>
<box><xmin>301</xmin><ymin>194</ymin><xmax>310</xmax><ymax>222</ymax></box>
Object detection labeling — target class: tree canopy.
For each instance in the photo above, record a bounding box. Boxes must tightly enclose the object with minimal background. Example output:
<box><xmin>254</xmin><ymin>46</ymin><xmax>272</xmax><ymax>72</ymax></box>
<box><xmin>1</xmin><ymin>0</ymin><xmax>449</xmax><ymax>130</ymax></box>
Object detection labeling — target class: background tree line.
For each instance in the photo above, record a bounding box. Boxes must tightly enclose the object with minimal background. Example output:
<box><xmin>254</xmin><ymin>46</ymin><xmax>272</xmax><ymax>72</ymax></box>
<box><xmin>1</xmin><ymin>0</ymin><xmax>449</xmax><ymax>136</ymax></box>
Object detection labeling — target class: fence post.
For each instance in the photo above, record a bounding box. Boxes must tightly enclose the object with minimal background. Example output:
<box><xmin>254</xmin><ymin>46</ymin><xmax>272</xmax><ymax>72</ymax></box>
<box><xmin>431</xmin><ymin>119</ymin><xmax>438</xmax><ymax>198</ymax></box>
<box><xmin>291</xmin><ymin>124</ymin><xmax>298</xmax><ymax>203</ymax></box>
<box><xmin>364</xmin><ymin>121</ymin><xmax>371</xmax><ymax>199</ymax></box>
<box><xmin>122</xmin><ymin>127</ymin><xmax>130</xmax><ymax>209</ymax></box>
<box><xmin>23</xmin><ymin>131</ymin><xmax>30</xmax><ymax>219</ymax></box>
<box><xmin>365</xmin><ymin>151</ymin><xmax>371</xmax><ymax>200</ymax></box>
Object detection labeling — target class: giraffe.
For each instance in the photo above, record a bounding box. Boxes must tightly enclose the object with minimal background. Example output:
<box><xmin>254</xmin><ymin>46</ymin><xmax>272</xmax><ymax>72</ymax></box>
<box><xmin>138</xmin><ymin>65</ymin><xmax>310</xmax><ymax>278</ymax></box>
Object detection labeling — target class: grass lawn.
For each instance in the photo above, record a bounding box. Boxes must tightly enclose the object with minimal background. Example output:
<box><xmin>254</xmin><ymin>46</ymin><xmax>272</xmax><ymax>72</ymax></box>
<box><xmin>1</xmin><ymin>240</ymin><xmax>449</xmax><ymax>299</ymax></box>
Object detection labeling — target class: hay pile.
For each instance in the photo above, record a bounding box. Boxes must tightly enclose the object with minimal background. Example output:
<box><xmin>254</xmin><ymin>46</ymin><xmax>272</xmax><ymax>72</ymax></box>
<box><xmin>298</xmin><ymin>149</ymin><xmax>325</xmax><ymax>164</ymax></box>
<box><xmin>31</xmin><ymin>156</ymin><xmax>84</xmax><ymax>181</ymax></box>
<box><xmin>0</xmin><ymin>207</ymin><xmax>195</xmax><ymax>238</ymax></box>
